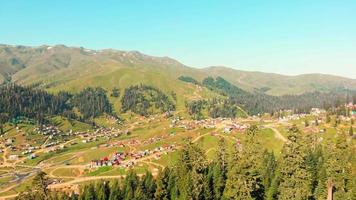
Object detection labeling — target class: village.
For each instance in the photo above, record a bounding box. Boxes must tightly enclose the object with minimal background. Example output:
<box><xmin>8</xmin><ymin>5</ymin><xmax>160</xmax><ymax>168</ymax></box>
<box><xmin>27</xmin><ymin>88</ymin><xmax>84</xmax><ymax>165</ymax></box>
<box><xmin>0</xmin><ymin>105</ymin><xmax>355</xmax><ymax>198</ymax></box>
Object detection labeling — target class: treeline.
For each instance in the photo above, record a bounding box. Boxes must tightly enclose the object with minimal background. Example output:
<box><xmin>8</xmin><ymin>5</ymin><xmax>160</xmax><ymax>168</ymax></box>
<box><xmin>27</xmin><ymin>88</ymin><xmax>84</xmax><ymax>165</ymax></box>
<box><xmin>186</xmin><ymin>98</ymin><xmax>245</xmax><ymax>119</ymax></box>
<box><xmin>0</xmin><ymin>83</ymin><xmax>178</xmax><ymax>126</ymax></box>
<box><xmin>0</xmin><ymin>84</ymin><xmax>114</xmax><ymax>126</ymax></box>
<box><xmin>203</xmin><ymin>77</ymin><xmax>352</xmax><ymax>115</ymax></box>
<box><xmin>72</xmin><ymin>87</ymin><xmax>113</xmax><ymax>119</ymax></box>
<box><xmin>18</xmin><ymin>125</ymin><xmax>355</xmax><ymax>200</ymax></box>
<box><xmin>0</xmin><ymin>84</ymin><xmax>72</xmax><ymax>122</ymax></box>
<box><xmin>121</xmin><ymin>85</ymin><xmax>176</xmax><ymax>116</ymax></box>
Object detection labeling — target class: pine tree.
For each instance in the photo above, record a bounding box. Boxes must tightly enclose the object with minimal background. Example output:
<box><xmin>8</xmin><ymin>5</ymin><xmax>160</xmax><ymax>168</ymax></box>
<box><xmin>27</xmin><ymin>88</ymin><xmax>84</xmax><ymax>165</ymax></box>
<box><xmin>155</xmin><ymin>168</ymin><xmax>169</xmax><ymax>200</ymax></box>
<box><xmin>133</xmin><ymin>184</ymin><xmax>146</xmax><ymax>200</ymax></box>
<box><xmin>96</xmin><ymin>181</ymin><xmax>110</xmax><ymax>200</ymax></box>
<box><xmin>212</xmin><ymin>138</ymin><xmax>228</xmax><ymax>200</ymax></box>
<box><xmin>349</xmin><ymin>126</ymin><xmax>353</xmax><ymax>136</ymax></box>
<box><xmin>324</xmin><ymin>132</ymin><xmax>353</xmax><ymax>199</ymax></box>
<box><xmin>223</xmin><ymin>125</ymin><xmax>264</xmax><ymax>200</ymax></box>
<box><xmin>32</xmin><ymin>171</ymin><xmax>50</xmax><ymax>200</ymax></box>
<box><xmin>176</xmin><ymin>142</ymin><xmax>208</xmax><ymax>200</ymax></box>
<box><xmin>123</xmin><ymin>171</ymin><xmax>138</xmax><ymax>200</ymax></box>
<box><xmin>203</xmin><ymin>166</ymin><xmax>214</xmax><ymax>200</ymax></box>
<box><xmin>0</xmin><ymin>113</ymin><xmax>8</xmax><ymax>135</ymax></box>
<box><xmin>111</xmin><ymin>87</ymin><xmax>120</xmax><ymax>97</ymax></box>
<box><xmin>277</xmin><ymin>125</ymin><xmax>312</xmax><ymax>200</ymax></box>
<box><xmin>167</xmin><ymin>168</ymin><xmax>178</xmax><ymax>200</ymax></box>
<box><xmin>261</xmin><ymin>151</ymin><xmax>276</xmax><ymax>194</ymax></box>
<box><xmin>314</xmin><ymin>166</ymin><xmax>327</xmax><ymax>200</ymax></box>
<box><xmin>109</xmin><ymin>180</ymin><xmax>122</xmax><ymax>200</ymax></box>
<box><xmin>80</xmin><ymin>184</ymin><xmax>96</xmax><ymax>200</ymax></box>
<box><xmin>141</xmin><ymin>171</ymin><xmax>156</xmax><ymax>199</ymax></box>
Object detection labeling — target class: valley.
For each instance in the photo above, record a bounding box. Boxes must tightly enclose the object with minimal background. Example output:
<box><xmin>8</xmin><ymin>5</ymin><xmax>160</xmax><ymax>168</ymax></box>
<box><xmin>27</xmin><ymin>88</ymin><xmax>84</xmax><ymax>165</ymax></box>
<box><xmin>0</xmin><ymin>45</ymin><xmax>355</xmax><ymax>199</ymax></box>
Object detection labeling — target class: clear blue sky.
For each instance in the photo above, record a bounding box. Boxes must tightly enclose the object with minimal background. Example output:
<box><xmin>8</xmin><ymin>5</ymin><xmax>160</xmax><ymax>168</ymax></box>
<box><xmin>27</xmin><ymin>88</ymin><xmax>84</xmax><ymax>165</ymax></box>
<box><xmin>1</xmin><ymin>0</ymin><xmax>356</xmax><ymax>78</ymax></box>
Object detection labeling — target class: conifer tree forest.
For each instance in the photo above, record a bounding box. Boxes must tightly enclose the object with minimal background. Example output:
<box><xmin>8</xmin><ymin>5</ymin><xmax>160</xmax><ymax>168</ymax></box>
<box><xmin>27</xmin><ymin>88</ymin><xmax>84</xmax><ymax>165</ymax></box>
<box><xmin>185</xmin><ymin>98</ymin><xmax>241</xmax><ymax>120</ymax></box>
<box><xmin>16</xmin><ymin>125</ymin><xmax>355</xmax><ymax>200</ymax></box>
<box><xmin>121</xmin><ymin>85</ymin><xmax>176</xmax><ymax>116</ymax></box>
<box><xmin>0</xmin><ymin>84</ymin><xmax>114</xmax><ymax>126</ymax></box>
<box><xmin>200</xmin><ymin>77</ymin><xmax>353</xmax><ymax>115</ymax></box>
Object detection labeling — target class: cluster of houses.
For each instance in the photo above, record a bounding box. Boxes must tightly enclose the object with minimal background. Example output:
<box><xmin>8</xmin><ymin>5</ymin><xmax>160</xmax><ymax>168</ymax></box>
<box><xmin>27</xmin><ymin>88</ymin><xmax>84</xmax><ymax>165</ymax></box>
<box><xmin>278</xmin><ymin>113</ymin><xmax>308</xmax><ymax>122</ymax></box>
<box><xmin>171</xmin><ymin>118</ymin><xmax>219</xmax><ymax>130</ymax></box>
<box><xmin>346</xmin><ymin>103</ymin><xmax>356</xmax><ymax>117</ymax></box>
<box><xmin>90</xmin><ymin>144</ymin><xmax>176</xmax><ymax>169</ymax></box>
<box><xmin>21</xmin><ymin>144</ymin><xmax>40</xmax><ymax>159</ymax></box>
<box><xmin>142</xmin><ymin>136</ymin><xmax>165</xmax><ymax>145</ymax></box>
<box><xmin>3</xmin><ymin>138</ymin><xmax>18</xmax><ymax>155</ymax></box>
<box><xmin>223</xmin><ymin>123</ymin><xmax>250</xmax><ymax>133</ymax></box>
<box><xmin>310</xmin><ymin>108</ymin><xmax>326</xmax><ymax>116</ymax></box>
<box><xmin>90</xmin><ymin>151</ymin><xmax>128</xmax><ymax>167</ymax></box>
<box><xmin>34</xmin><ymin>125</ymin><xmax>62</xmax><ymax>136</ymax></box>
<box><xmin>171</xmin><ymin>117</ymin><xmax>251</xmax><ymax>134</ymax></box>
<box><xmin>93</xmin><ymin>127</ymin><xmax>122</xmax><ymax>138</ymax></box>
<box><xmin>80</xmin><ymin>127</ymin><xmax>126</xmax><ymax>143</ymax></box>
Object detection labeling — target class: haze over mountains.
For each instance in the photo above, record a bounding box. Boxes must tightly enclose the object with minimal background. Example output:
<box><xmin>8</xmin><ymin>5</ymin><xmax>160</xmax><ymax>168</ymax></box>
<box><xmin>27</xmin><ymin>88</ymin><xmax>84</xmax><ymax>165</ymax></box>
<box><xmin>0</xmin><ymin>44</ymin><xmax>355</xmax><ymax>96</ymax></box>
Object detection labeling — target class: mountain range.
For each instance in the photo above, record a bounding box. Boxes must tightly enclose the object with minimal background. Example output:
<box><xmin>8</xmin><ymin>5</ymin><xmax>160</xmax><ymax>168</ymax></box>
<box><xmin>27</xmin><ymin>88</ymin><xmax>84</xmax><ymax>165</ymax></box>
<box><xmin>1</xmin><ymin>44</ymin><xmax>355</xmax><ymax>98</ymax></box>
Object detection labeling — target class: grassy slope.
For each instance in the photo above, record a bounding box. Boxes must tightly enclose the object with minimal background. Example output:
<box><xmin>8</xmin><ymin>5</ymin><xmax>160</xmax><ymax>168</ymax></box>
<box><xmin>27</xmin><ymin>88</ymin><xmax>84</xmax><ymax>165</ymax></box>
<box><xmin>199</xmin><ymin>66</ymin><xmax>356</xmax><ymax>95</ymax></box>
<box><xmin>1</xmin><ymin>45</ymin><xmax>355</xmax><ymax>98</ymax></box>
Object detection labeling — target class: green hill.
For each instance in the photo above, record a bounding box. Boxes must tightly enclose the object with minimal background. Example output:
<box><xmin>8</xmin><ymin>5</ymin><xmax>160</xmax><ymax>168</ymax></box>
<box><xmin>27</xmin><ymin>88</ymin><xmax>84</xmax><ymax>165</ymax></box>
<box><xmin>0</xmin><ymin>44</ymin><xmax>355</xmax><ymax>99</ymax></box>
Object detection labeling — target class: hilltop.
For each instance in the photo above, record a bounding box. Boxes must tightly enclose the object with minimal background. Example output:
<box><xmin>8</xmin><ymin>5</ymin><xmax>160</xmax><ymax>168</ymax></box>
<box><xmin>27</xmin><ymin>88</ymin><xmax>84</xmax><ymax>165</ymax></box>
<box><xmin>1</xmin><ymin>44</ymin><xmax>355</xmax><ymax>97</ymax></box>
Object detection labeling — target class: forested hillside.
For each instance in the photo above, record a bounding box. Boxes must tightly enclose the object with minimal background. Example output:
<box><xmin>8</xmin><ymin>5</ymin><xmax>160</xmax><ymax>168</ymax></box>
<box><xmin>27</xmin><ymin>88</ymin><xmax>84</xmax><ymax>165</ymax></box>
<box><xmin>121</xmin><ymin>85</ymin><xmax>176</xmax><ymax>116</ymax></box>
<box><xmin>201</xmin><ymin>76</ymin><xmax>354</xmax><ymax>115</ymax></box>
<box><xmin>0</xmin><ymin>84</ymin><xmax>115</xmax><ymax>126</ymax></box>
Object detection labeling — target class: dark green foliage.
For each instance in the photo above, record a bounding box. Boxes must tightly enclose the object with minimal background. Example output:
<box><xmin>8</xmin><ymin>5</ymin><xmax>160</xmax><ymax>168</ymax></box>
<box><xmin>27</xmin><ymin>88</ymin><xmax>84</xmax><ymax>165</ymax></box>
<box><xmin>324</xmin><ymin>133</ymin><xmax>354</xmax><ymax>199</ymax></box>
<box><xmin>0</xmin><ymin>84</ymin><xmax>116</xmax><ymax>126</ymax></box>
<box><xmin>178</xmin><ymin>76</ymin><xmax>200</xmax><ymax>85</ymax></box>
<box><xmin>110</xmin><ymin>87</ymin><xmax>120</xmax><ymax>97</ymax></box>
<box><xmin>154</xmin><ymin>168</ymin><xmax>172</xmax><ymax>200</ymax></box>
<box><xmin>121</xmin><ymin>85</ymin><xmax>175</xmax><ymax>116</ymax></box>
<box><xmin>349</xmin><ymin>126</ymin><xmax>353</xmax><ymax>136</ymax></box>
<box><xmin>0</xmin><ymin>84</ymin><xmax>73</xmax><ymax>121</ymax></box>
<box><xmin>18</xmin><ymin>130</ymin><xmax>356</xmax><ymax>200</ymax></box>
<box><xmin>186</xmin><ymin>99</ymin><xmax>207</xmax><ymax>119</ymax></box>
<box><xmin>223</xmin><ymin>126</ymin><xmax>265</xmax><ymax>200</ymax></box>
<box><xmin>202</xmin><ymin>76</ymin><xmax>351</xmax><ymax>115</ymax></box>
<box><xmin>212</xmin><ymin>138</ymin><xmax>228</xmax><ymax>199</ymax></box>
<box><xmin>276</xmin><ymin>126</ymin><xmax>312</xmax><ymax>200</ymax></box>
<box><xmin>175</xmin><ymin>142</ymin><xmax>209</xmax><ymax>199</ymax></box>
<box><xmin>72</xmin><ymin>87</ymin><xmax>113</xmax><ymax>119</ymax></box>
<box><xmin>208</xmin><ymin>99</ymin><xmax>238</xmax><ymax>119</ymax></box>
<box><xmin>0</xmin><ymin>113</ymin><xmax>9</xmax><ymax>135</ymax></box>
<box><xmin>261</xmin><ymin>151</ymin><xmax>277</xmax><ymax>194</ymax></box>
<box><xmin>186</xmin><ymin>98</ymin><xmax>242</xmax><ymax>119</ymax></box>
<box><xmin>109</xmin><ymin>180</ymin><xmax>122</xmax><ymax>200</ymax></box>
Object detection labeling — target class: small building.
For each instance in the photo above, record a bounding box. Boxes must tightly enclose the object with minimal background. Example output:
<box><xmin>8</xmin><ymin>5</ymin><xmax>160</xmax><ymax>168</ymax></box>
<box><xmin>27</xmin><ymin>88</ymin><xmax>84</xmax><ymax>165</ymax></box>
<box><xmin>223</xmin><ymin>126</ymin><xmax>233</xmax><ymax>133</ymax></box>
<box><xmin>28</xmin><ymin>153</ymin><xmax>36</xmax><ymax>159</ymax></box>
<box><xmin>9</xmin><ymin>155</ymin><xmax>19</xmax><ymax>160</ymax></box>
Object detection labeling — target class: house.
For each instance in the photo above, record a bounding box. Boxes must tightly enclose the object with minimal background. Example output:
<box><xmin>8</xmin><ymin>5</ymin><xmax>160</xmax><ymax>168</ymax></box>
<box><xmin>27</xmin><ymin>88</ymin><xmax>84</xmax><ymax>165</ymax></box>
<box><xmin>223</xmin><ymin>126</ymin><xmax>233</xmax><ymax>133</ymax></box>
<box><xmin>351</xmin><ymin>110</ymin><xmax>356</xmax><ymax>116</ymax></box>
<box><xmin>9</xmin><ymin>155</ymin><xmax>19</xmax><ymax>160</ymax></box>
<box><xmin>28</xmin><ymin>153</ymin><xmax>36</xmax><ymax>159</ymax></box>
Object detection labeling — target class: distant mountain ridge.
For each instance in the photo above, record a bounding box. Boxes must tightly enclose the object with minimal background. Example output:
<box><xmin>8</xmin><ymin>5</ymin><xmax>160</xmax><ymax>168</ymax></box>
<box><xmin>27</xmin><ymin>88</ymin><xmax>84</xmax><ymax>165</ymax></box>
<box><xmin>0</xmin><ymin>44</ymin><xmax>355</xmax><ymax>96</ymax></box>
